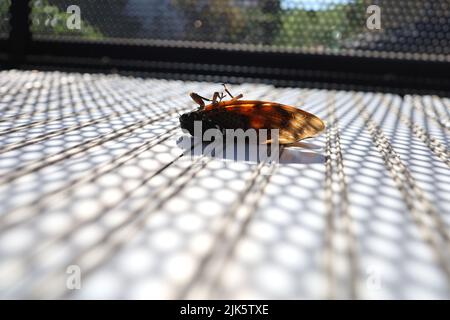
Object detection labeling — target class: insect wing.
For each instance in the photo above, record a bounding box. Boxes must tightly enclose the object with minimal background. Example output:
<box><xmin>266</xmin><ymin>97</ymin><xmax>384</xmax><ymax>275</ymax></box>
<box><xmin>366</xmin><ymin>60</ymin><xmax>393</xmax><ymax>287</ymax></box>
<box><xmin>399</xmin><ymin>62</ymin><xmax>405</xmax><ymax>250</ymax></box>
<box><xmin>202</xmin><ymin>100</ymin><xmax>325</xmax><ymax>144</ymax></box>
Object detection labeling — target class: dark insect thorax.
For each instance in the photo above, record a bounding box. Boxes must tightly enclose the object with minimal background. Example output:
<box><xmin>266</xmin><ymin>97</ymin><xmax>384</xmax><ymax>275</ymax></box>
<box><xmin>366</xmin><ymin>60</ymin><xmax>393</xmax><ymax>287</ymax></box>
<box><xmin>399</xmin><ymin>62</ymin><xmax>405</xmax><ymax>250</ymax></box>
<box><xmin>202</xmin><ymin>110</ymin><xmax>250</xmax><ymax>133</ymax></box>
<box><xmin>180</xmin><ymin>109</ymin><xmax>251</xmax><ymax>137</ymax></box>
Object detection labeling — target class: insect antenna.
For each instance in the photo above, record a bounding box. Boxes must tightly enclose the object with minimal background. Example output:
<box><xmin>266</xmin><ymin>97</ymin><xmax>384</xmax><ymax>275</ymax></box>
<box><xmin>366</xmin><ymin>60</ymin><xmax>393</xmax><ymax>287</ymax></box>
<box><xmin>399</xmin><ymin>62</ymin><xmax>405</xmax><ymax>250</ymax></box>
<box><xmin>222</xmin><ymin>83</ymin><xmax>234</xmax><ymax>98</ymax></box>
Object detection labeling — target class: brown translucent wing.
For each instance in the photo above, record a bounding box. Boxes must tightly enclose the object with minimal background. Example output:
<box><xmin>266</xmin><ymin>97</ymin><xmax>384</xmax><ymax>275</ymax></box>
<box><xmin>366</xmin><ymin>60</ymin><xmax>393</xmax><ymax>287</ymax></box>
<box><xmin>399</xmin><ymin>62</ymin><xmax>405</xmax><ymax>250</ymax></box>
<box><xmin>202</xmin><ymin>100</ymin><xmax>325</xmax><ymax>144</ymax></box>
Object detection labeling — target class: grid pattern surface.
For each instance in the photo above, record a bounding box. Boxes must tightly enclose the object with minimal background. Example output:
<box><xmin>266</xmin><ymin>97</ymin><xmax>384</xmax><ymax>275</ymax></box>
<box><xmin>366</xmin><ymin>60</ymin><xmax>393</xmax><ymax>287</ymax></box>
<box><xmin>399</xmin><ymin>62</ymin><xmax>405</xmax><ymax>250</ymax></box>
<box><xmin>0</xmin><ymin>70</ymin><xmax>449</xmax><ymax>299</ymax></box>
<box><xmin>29</xmin><ymin>0</ymin><xmax>450</xmax><ymax>61</ymax></box>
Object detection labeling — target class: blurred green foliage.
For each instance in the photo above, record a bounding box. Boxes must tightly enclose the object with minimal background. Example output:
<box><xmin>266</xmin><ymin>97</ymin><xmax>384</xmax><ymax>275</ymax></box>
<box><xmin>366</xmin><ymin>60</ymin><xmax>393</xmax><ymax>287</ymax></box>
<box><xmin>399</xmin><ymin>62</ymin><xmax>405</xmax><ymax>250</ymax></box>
<box><xmin>172</xmin><ymin>0</ymin><xmax>367</xmax><ymax>49</ymax></box>
<box><xmin>46</xmin><ymin>0</ymin><xmax>142</xmax><ymax>38</ymax></box>
<box><xmin>171</xmin><ymin>0</ymin><xmax>282</xmax><ymax>44</ymax></box>
<box><xmin>30</xmin><ymin>0</ymin><xmax>102</xmax><ymax>39</ymax></box>
<box><xmin>275</xmin><ymin>0</ymin><xmax>367</xmax><ymax>49</ymax></box>
<box><xmin>0</xmin><ymin>0</ymin><xmax>369</xmax><ymax>50</ymax></box>
<box><xmin>0</xmin><ymin>0</ymin><xmax>11</xmax><ymax>35</ymax></box>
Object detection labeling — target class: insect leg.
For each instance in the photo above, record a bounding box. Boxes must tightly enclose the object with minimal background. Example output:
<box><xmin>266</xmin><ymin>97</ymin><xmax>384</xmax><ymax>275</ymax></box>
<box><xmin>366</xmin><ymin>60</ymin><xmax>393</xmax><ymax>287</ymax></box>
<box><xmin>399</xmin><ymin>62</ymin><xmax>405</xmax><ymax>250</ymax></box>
<box><xmin>218</xmin><ymin>92</ymin><xmax>226</xmax><ymax>102</ymax></box>
<box><xmin>222</xmin><ymin>83</ymin><xmax>234</xmax><ymax>98</ymax></box>
<box><xmin>190</xmin><ymin>92</ymin><xmax>212</xmax><ymax>108</ymax></box>
<box><xmin>222</xmin><ymin>84</ymin><xmax>243</xmax><ymax>101</ymax></box>
<box><xmin>229</xmin><ymin>93</ymin><xmax>244</xmax><ymax>102</ymax></box>
<box><xmin>211</xmin><ymin>91</ymin><xmax>220</xmax><ymax>104</ymax></box>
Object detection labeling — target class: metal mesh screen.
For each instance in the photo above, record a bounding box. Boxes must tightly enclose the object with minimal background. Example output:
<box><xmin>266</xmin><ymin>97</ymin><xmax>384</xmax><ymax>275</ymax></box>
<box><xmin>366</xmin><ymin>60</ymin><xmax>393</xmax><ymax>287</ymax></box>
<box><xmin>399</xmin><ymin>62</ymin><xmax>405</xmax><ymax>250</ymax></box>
<box><xmin>30</xmin><ymin>0</ymin><xmax>450</xmax><ymax>61</ymax></box>
<box><xmin>1</xmin><ymin>70</ymin><xmax>449</xmax><ymax>299</ymax></box>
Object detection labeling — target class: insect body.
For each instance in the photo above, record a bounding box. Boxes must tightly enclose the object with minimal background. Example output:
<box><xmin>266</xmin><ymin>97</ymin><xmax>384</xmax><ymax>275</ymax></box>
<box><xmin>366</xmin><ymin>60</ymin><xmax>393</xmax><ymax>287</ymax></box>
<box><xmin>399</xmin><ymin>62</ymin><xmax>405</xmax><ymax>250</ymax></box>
<box><xmin>179</xmin><ymin>85</ymin><xmax>325</xmax><ymax>144</ymax></box>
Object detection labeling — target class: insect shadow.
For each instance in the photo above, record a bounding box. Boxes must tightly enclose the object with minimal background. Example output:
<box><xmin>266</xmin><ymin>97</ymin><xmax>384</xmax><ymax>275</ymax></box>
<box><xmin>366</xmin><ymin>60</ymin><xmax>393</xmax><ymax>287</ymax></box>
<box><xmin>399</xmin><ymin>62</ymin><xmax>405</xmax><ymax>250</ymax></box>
<box><xmin>176</xmin><ymin>135</ymin><xmax>326</xmax><ymax>165</ymax></box>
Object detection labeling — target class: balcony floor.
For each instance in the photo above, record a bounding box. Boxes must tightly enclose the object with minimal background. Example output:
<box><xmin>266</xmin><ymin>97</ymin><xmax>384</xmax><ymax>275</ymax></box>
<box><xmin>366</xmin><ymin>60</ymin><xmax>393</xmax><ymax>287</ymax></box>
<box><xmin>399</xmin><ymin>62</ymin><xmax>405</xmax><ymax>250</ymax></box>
<box><xmin>0</xmin><ymin>69</ymin><xmax>449</xmax><ymax>299</ymax></box>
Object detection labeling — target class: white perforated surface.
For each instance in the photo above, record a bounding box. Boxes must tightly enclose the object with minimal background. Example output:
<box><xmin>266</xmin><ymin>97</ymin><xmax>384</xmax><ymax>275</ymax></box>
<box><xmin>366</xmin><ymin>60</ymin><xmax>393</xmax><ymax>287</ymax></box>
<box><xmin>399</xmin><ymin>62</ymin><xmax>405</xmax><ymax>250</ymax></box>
<box><xmin>0</xmin><ymin>70</ymin><xmax>449</xmax><ymax>299</ymax></box>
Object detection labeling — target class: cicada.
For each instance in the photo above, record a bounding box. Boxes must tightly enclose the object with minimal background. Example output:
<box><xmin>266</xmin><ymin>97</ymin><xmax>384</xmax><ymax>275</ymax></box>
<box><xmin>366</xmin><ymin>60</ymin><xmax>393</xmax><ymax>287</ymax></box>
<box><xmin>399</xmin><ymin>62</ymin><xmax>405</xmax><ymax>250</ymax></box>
<box><xmin>179</xmin><ymin>84</ymin><xmax>325</xmax><ymax>144</ymax></box>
